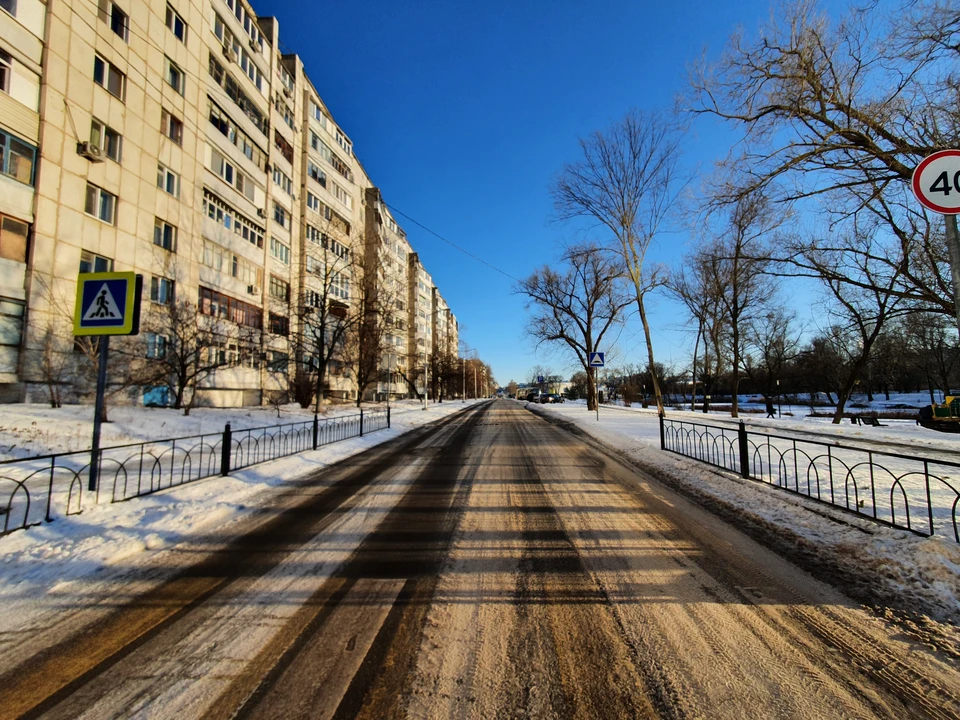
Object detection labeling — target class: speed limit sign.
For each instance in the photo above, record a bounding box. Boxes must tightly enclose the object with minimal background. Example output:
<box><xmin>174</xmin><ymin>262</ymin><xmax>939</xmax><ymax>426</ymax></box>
<box><xmin>912</xmin><ymin>149</ymin><xmax>960</xmax><ymax>215</ymax></box>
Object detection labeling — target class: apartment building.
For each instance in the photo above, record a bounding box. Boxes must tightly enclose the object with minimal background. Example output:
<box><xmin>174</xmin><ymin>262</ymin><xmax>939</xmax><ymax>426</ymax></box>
<box><xmin>3</xmin><ymin>0</ymin><xmax>457</xmax><ymax>407</ymax></box>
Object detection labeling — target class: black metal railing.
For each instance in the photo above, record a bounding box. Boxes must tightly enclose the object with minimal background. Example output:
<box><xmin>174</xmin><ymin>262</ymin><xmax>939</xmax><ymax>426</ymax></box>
<box><xmin>660</xmin><ymin>416</ymin><xmax>960</xmax><ymax>542</ymax></box>
<box><xmin>0</xmin><ymin>408</ymin><xmax>389</xmax><ymax>535</ymax></box>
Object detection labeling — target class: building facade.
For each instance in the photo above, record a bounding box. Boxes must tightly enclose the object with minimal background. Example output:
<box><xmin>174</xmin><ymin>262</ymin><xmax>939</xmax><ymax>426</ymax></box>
<box><xmin>0</xmin><ymin>0</ymin><xmax>457</xmax><ymax>406</ymax></box>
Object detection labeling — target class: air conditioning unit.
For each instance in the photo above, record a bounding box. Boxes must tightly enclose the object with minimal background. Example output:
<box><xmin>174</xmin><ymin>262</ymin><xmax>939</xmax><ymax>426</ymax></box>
<box><xmin>247</xmin><ymin>285</ymin><xmax>260</xmax><ymax>295</ymax></box>
<box><xmin>257</xmin><ymin>208</ymin><xmax>266</xmax><ymax>218</ymax></box>
<box><xmin>223</xmin><ymin>45</ymin><xmax>237</xmax><ymax>63</ymax></box>
<box><xmin>283</xmin><ymin>87</ymin><xmax>293</xmax><ymax>99</ymax></box>
<box><xmin>77</xmin><ymin>142</ymin><xmax>105</xmax><ymax>163</ymax></box>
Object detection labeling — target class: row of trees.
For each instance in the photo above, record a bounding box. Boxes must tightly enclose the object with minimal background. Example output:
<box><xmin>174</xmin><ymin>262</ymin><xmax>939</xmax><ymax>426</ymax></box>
<box><xmin>521</xmin><ymin>0</ymin><xmax>960</xmax><ymax>422</ymax></box>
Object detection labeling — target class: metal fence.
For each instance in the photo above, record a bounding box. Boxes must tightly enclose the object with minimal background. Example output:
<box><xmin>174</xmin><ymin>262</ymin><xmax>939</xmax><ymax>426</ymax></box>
<box><xmin>660</xmin><ymin>416</ymin><xmax>960</xmax><ymax>543</ymax></box>
<box><xmin>0</xmin><ymin>409</ymin><xmax>389</xmax><ymax>535</ymax></box>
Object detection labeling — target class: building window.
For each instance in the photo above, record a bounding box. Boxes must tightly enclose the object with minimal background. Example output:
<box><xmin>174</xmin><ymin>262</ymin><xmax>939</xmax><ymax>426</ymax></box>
<box><xmin>274</xmin><ymin>130</ymin><xmax>293</xmax><ymax>164</ymax></box>
<box><xmin>267</xmin><ymin>351</ymin><xmax>288</xmax><ymax>373</ymax></box>
<box><xmin>335</xmin><ymin>128</ymin><xmax>352</xmax><ymax>157</ymax></box>
<box><xmin>208</xmin><ymin>101</ymin><xmax>267</xmax><ymax>170</ymax></box>
<box><xmin>153</xmin><ymin>219</ymin><xmax>177</xmax><ymax>251</ymax></box>
<box><xmin>79</xmin><ymin>251</ymin><xmax>113</xmax><ymax>274</ymax></box>
<box><xmin>165</xmin><ymin>4</ymin><xmax>187</xmax><ymax>42</ymax></box>
<box><xmin>0</xmin><ymin>0</ymin><xmax>15</xmax><ymax>17</ymax></box>
<box><xmin>0</xmin><ymin>214</ymin><xmax>28</xmax><ymax>262</ymax></box>
<box><xmin>165</xmin><ymin>57</ymin><xmax>185</xmax><ymax>94</ymax></box>
<box><xmin>93</xmin><ymin>55</ymin><xmax>125</xmax><ymax>100</ymax></box>
<box><xmin>146</xmin><ymin>333</ymin><xmax>168</xmax><ymax>359</ymax></box>
<box><xmin>0</xmin><ymin>130</ymin><xmax>37</xmax><ymax>186</ymax></box>
<box><xmin>210</xmin><ymin>148</ymin><xmax>255</xmax><ymax>200</ymax></box>
<box><xmin>272</xmin><ymin>167</ymin><xmax>293</xmax><ymax>196</ymax></box>
<box><xmin>90</xmin><ymin>119</ymin><xmax>122</xmax><ymax>162</ymax></box>
<box><xmin>307</xmin><ymin>161</ymin><xmax>326</xmax><ymax>188</ymax></box>
<box><xmin>273</xmin><ymin>203</ymin><xmax>287</xmax><ymax>229</ymax></box>
<box><xmin>270</xmin><ymin>236</ymin><xmax>289</xmax><ymax>264</ymax></box>
<box><xmin>331</xmin><ymin>181</ymin><xmax>352</xmax><ymax>210</ymax></box>
<box><xmin>268</xmin><ymin>313</ymin><xmax>289</xmax><ymax>337</ymax></box>
<box><xmin>199</xmin><ymin>286</ymin><xmax>262</xmax><ymax>329</ymax></box>
<box><xmin>84</xmin><ymin>183</ymin><xmax>117</xmax><ymax>224</ymax></box>
<box><xmin>305</xmin><ymin>193</ymin><xmax>321</xmax><ymax>214</ymax></box>
<box><xmin>275</xmin><ymin>96</ymin><xmax>294</xmax><ymax>130</ymax></box>
<box><xmin>207</xmin><ymin>54</ymin><xmax>266</xmax><ymax>135</ymax></box>
<box><xmin>203</xmin><ymin>189</ymin><xmax>264</xmax><ymax>247</ymax></box>
<box><xmin>0</xmin><ymin>50</ymin><xmax>10</xmax><ymax>94</ymax></box>
<box><xmin>161</xmin><ymin>109</ymin><xmax>183</xmax><ymax>145</ymax></box>
<box><xmin>269</xmin><ymin>274</ymin><xmax>290</xmax><ymax>302</ymax></box>
<box><xmin>151</xmin><ymin>276</ymin><xmax>175</xmax><ymax>305</ymax></box>
<box><xmin>98</xmin><ymin>1</ymin><xmax>129</xmax><ymax>42</ymax></box>
<box><xmin>157</xmin><ymin>163</ymin><xmax>180</xmax><ymax>196</ymax></box>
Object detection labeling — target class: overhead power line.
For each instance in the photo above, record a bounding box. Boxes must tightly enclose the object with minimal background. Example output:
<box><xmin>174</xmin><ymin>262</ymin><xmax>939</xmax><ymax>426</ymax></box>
<box><xmin>383</xmin><ymin>203</ymin><xmax>521</xmax><ymax>283</ymax></box>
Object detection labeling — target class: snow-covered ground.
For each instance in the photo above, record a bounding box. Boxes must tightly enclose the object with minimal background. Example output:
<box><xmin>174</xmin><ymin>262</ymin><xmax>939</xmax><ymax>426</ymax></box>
<box><xmin>0</xmin><ymin>399</ymin><xmax>479</xmax><ymax>637</ymax></box>
<box><xmin>530</xmin><ymin>399</ymin><xmax>960</xmax><ymax>624</ymax></box>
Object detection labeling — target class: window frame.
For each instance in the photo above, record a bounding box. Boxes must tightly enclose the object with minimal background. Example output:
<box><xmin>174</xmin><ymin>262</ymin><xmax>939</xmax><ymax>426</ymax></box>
<box><xmin>0</xmin><ymin>129</ymin><xmax>37</xmax><ymax>186</ymax></box>
<box><xmin>150</xmin><ymin>276</ymin><xmax>175</xmax><ymax>305</ymax></box>
<box><xmin>90</xmin><ymin>118</ymin><xmax>122</xmax><ymax>162</ymax></box>
<box><xmin>153</xmin><ymin>218</ymin><xmax>177</xmax><ymax>251</ymax></box>
<box><xmin>0</xmin><ymin>50</ymin><xmax>11</xmax><ymax>94</ymax></box>
<box><xmin>93</xmin><ymin>54</ymin><xmax>126</xmax><ymax>100</ymax></box>
<box><xmin>157</xmin><ymin>162</ymin><xmax>180</xmax><ymax>197</ymax></box>
<box><xmin>84</xmin><ymin>183</ymin><xmax>117</xmax><ymax>225</ymax></box>
<box><xmin>165</xmin><ymin>4</ymin><xmax>187</xmax><ymax>43</ymax></box>
<box><xmin>165</xmin><ymin>56</ymin><xmax>185</xmax><ymax>95</ymax></box>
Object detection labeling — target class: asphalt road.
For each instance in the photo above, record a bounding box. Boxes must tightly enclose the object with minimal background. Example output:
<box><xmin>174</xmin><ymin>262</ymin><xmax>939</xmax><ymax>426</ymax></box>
<box><xmin>2</xmin><ymin>399</ymin><xmax>958</xmax><ymax>719</ymax></box>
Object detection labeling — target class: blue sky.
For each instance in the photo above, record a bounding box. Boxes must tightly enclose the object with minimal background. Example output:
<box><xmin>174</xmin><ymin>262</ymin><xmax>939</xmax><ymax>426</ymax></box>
<box><xmin>265</xmin><ymin>0</ymin><xmax>775</xmax><ymax>385</ymax></box>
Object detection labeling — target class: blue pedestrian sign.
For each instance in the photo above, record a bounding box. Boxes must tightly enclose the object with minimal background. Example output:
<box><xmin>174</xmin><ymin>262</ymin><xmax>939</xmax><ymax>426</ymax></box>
<box><xmin>588</xmin><ymin>352</ymin><xmax>605</xmax><ymax>367</ymax></box>
<box><xmin>74</xmin><ymin>272</ymin><xmax>142</xmax><ymax>336</ymax></box>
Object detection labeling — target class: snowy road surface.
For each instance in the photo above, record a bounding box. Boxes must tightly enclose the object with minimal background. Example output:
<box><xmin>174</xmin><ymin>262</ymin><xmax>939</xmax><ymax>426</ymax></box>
<box><xmin>1</xmin><ymin>400</ymin><xmax>958</xmax><ymax>719</ymax></box>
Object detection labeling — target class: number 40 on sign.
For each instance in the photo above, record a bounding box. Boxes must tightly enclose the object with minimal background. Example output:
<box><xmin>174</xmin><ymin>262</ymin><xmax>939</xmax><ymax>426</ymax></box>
<box><xmin>912</xmin><ymin>149</ymin><xmax>960</xmax><ymax>215</ymax></box>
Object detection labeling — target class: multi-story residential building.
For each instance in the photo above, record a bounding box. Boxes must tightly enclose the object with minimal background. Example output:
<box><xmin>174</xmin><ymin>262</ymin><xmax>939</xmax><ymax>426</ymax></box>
<box><xmin>4</xmin><ymin>0</ymin><xmax>456</xmax><ymax>407</ymax></box>
<box><xmin>0</xmin><ymin>0</ymin><xmax>44</xmax><ymax>401</ymax></box>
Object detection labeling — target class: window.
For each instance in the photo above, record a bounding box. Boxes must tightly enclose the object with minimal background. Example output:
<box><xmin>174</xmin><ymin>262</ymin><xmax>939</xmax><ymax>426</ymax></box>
<box><xmin>335</xmin><ymin>128</ymin><xmax>352</xmax><ymax>157</ymax></box>
<box><xmin>305</xmin><ymin>254</ymin><xmax>322</xmax><ymax>274</ymax></box>
<box><xmin>151</xmin><ymin>276</ymin><xmax>175</xmax><ymax>305</ymax></box>
<box><xmin>270</xmin><ymin>236</ymin><xmax>289</xmax><ymax>264</ymax></box>
<box><xmin>305</xmin><ymin>225</ymin><xmax>326</xmax><ymax>246</ymax></box>
<box><xmin>267</xmin><ymin>351</ymin><xmax>288</xmax><ymax>373</ymax></box>
<box><xmin>305</xmin><ymin>193</ymin><xmax>320</xmax><ymax>213</ymax></box>
<box><xmin>0</xmin><ymin>130</ymin><xmax>37</xmax><ymax>186</ymax></box>
<box><xmin>203</xmin><ymin>190</ymin><xmax>264</xmax><ymax>247</ymax></box>
<box><xmin>0</xmin><ymin>50</ymin><xmax>10</xmax><ymax>94</ymax></box>
<box><xmin>273</xmin><ymin>203</ymin><xmax>287</xmax><ymax>228</ymax></box>
<box><xmin>330</xmin><ymin>272</ymin><xmax>349</xmax><ymax>300</ymax></box>
<box><xmin>274</xmin><ymin>130</ymin><xmax>293</xmax><ymax>164</ymax></box>
<box><xmin>269</xmin><ymin>313</ymin><xmax>289</xmax><ymax>336</ymax></box>
<box><xmin>165</xmin><ymin>5</ymin><xmax>187</xmax><ymax>42</ymax></box>
<box><xmin>331</xmin><ymin>181</ymin><xmax>352</xmax><ymax>210</ymax></box>
<box><xmin>79</xmin><ymin>251</ymin><xmax>113</xmax><ymax>274</ymax></box>
<box><xmin>208</xmin><ymin>101</ymin><xmax>267</xmax><ymax>170</ymax></box>
<box><xmin>275</xmin><ymin>96</ymin><xmax>294</xmax><ymax>129</ymax></box>
<box><xmin>208</xmin><ymin>54</ymin><xmax>266</xmax><ymax>135</ymax></box>
<box><xmin>157</xmin><ymin>163</ymin><xmax>180</xmax><ymax>196</ymax></box>
<box><xmin>165</xmin><ymin>57</ymin><xmax>185</xmax><ymax>94</ymax></box>
<box><xmin>329</xmin><ymin>238</ymin><xmax>349</xmax><ymax>259</ymax></box>
<box><xmin>98</xmin><ymin>1</ymin><xmax>129</xmax><ymax>42</ymax></box>
<box><xmin>161</xmin><ymin>109</ymin><xmax>183</xmax><ymax>144</ymax></box>
<box><xmin>199</xmin><ymin>286</ymin><xmax>262</xmax><ymax>329</ymax></box>
<box><xmin>307</xmin><ymin>161</ymin><xmax>326</xmax><ymax>187</ymax></box>
<box><xmin>310</xmin><ymin>101</ymin><xmax>326</xmax><ymax>128</ymax></box>
<box><xmin>269</xmin><ymin>275</ymin><xmax>290</xmax><ymax>302</ymax></box>
<box><xmin>146</xmin><ymin>333</ymin><xmax>168</xmax><ymax>359</ymax></box>
<box><xmin>153</xmin><ymin>219</ymin><xmax>177</xmax><ymax>251</ymax></box>
<box><xmin>0</xmin><ymin>0</ymin><xmax>15</xmax><ymax>16</ymax></box>
<box><xmin>84</xmin><ymin>183</ymin><xmax>117</xmax><ymax>224</ymax></box>
<box><xmin>93</xmin><ymin>55</ymin><xmax>125</xmax><ymax>99</ymax></box>
<box><xmin>0</xmin><ymin>214</ymin><xmax>27</xmax><ymax>262</ymax></box>
<box><xmin>90</xmin><ymin>119</ymin><xmax>122</xmax><ymax>162</ymax></box>
<box><xmin>272</xmin><ymin>167</ymin><xmax>293</xmax><ymax>196</ymax></box>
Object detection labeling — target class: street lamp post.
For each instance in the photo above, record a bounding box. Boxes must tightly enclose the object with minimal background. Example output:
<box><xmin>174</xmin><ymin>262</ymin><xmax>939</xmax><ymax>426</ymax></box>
<box><xmin>777</xmin><ymin>378</ymin><xmax>781</xmax><ymax>418</ymax></box>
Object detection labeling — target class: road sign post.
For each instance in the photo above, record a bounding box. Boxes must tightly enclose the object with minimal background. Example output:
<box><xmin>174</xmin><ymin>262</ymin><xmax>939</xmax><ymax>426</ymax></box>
<box><xmin>589</xmin><ymin>352</ymin><xmax>605</xmax><ymax>421</ymax></box>
<box><xmin>74</xmin><ymin>272</ymin><xmax>142</xmax><ymax>493</ymax></box>
<box><xmin>912</xmin><ymin>150</ymin><xmax>960</xmax><ymax>334</ymax></box>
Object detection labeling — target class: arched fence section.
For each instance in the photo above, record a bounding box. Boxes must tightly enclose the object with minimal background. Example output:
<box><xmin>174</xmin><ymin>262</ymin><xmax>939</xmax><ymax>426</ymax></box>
<box><xmin>0</xmin><ymin>408</ymin><xmax>389</xmax><ymax>536</ymax></box>
<box><xmin>660</xmin><ymin>417</ymin><xmax>960</xmax><ymax>543</ymax></box>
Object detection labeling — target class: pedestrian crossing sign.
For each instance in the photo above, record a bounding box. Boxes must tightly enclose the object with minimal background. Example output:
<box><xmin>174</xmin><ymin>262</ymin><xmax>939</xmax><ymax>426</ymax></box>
<box><xmin>588</xmin><ymin>352</ymin><xmax>605</xmax><ymax>367</ymax></box>
<box><xmin>73</xmin><ymin>272</ymin><xmax>142</xmax><ymax>336</ymax></box>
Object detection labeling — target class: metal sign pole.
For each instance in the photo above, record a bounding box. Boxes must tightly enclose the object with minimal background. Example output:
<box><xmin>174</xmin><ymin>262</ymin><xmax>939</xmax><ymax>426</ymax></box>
<box><xmin>88</xmin><ymin>336</ymin><xmax>110</xmax><ymax>493</ymax></box>
<box><xmin>946</xmin><ymin>214</ymin><xmax>960</xmax><ymax>337</ymax></box>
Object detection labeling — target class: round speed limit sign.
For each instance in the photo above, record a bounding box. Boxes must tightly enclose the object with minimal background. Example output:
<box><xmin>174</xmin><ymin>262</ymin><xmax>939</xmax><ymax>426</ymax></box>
<box><xmin>912</xmin><ymin>149</ymin><xmax>960</xmax><ymax>215</ymax></box>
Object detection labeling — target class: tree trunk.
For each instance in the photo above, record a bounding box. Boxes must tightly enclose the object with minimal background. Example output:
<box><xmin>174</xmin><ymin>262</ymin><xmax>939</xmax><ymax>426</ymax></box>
<box><xmin>636</xmin><ymin>294</ymin><xmax>664</xmax><ymax>416</ymax></box>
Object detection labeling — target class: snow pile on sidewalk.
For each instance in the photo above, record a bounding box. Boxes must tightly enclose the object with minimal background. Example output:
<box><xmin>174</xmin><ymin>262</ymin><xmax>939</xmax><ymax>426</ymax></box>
<box><xmin>0</xmin><ymin>400</ymin><xmax>477</xmax><ymax>633</ymax></box>
<box><xmin>533</xmin><ymin>401</ymin><xmax>960</xmax><ymax>624</ymax></box>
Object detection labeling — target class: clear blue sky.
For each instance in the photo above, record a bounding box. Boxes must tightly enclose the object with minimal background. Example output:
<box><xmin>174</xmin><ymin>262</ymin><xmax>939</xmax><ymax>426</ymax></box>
<box><xmin>265</xmin><ymin>0</ymin><xmax>775</xmax><ymax>386</ymax></box>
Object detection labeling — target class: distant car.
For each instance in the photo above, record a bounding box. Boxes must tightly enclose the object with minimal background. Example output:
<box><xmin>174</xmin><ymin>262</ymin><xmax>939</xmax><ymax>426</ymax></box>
<box><xmin>526</xmin><ymin>391</ymin><xmax>541</xmax><ymax>402</ymax></box>
<box><xmin>508</xmin><ymin>394</ymin><xmax>516</xmax><ymax>399</ymax></box>
<box><xmin>548</xmin><ymin>394</ymin><xmax>564</xmax><ymax>403</ymax></box>
<box><xmin>539</xmin><ymin>394</ymin><xmax>553</xmax><ymax>404</ymax></box>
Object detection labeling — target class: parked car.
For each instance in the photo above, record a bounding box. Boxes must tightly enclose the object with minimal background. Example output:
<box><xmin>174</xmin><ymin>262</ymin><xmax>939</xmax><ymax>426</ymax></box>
<box><xmin>539</xmin><ymin>394</ymin><xmax>553</xmax><ymax>403</ymax></box>
<box><xmin>526</xmin><ymin>391</ymin><xmax>542</xmax><ymax>402</ymax></box>
<box><xmin>548</xmin><ymin>394</ymin><xmax>564</xmax><ymax>403</ymax></box>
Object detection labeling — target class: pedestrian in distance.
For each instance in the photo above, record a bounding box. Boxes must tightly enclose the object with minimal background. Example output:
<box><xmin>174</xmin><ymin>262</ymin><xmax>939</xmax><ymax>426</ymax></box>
<box><xmin>765</xmin><ymin>396</ymin><xmax>776</xmax><ymax>418</ymax></box>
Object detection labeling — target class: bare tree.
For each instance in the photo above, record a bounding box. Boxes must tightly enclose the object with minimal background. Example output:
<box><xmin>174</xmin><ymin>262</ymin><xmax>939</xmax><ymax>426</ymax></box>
<box><xmin>689</xmin><ymin>0</ymin><xmax>960</xmax><ymax>325</ymax></box>
<box><xmin>743</xmin><ymin>306</ymin><xmax>801</xmax><ymax>407</ymax></box>
<box><xmin>519</xmin><ymin>243</ymin><xmax>632</xmax><ymax>410</ymax></box>
<box><xmin>553</xmin><ymin>110</ymin><xmax>685</xmax><ymax>415</ymax></box>
<box><xmin>142</xmin><ymin>298</ymin><xmax>250</xmax><ymax>416</ymax></box>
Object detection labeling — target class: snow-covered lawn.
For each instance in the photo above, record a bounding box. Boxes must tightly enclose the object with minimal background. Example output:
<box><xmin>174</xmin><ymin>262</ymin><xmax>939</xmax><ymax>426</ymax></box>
<box><xmin>531</xmin><ymin>399</ymin><xmax>960</xmax><ymax>623</ymax></box>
